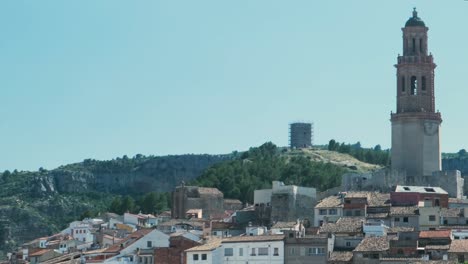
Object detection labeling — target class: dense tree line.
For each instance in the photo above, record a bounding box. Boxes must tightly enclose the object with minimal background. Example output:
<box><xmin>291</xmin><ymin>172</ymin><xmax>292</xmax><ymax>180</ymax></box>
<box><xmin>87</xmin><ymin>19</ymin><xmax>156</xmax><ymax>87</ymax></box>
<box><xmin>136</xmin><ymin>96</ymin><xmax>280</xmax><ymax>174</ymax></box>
<box><xmin>327</xmin><ymin>140</ymin><xmax>390</xmax><ymax>166</ymax></box>
<box><xmin>191</xmin><ymin>142</ymin><xmax>347</xmax><ymax>204</ymax></box>
<box><xmin>108</xmin><ymin>192</ymin><xmax>170</xmax><ymax>215</ymax></box>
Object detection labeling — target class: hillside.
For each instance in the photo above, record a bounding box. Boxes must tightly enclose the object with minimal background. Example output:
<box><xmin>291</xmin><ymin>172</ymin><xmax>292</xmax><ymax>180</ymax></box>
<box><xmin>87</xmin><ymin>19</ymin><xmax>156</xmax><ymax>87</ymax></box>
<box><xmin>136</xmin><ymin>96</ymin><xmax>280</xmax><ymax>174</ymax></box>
<box><xmin>0</xmin><ymin>145</ymin><xmax>384</xmax><ymax>256</ymax></box>
<box><xmin>0</xmin><ymin>154</ymin><xmax>230</xmax><ymax>256</ymax></box>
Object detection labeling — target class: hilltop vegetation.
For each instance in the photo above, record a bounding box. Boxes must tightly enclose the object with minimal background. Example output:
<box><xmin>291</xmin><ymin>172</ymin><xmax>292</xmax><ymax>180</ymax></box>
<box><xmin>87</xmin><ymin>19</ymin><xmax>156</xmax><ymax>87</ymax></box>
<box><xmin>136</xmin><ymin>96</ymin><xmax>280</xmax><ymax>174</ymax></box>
<box><xmin>192</xmin><ymin>142</ymin><xmax>383</xmax><ymax>203</ymax></box>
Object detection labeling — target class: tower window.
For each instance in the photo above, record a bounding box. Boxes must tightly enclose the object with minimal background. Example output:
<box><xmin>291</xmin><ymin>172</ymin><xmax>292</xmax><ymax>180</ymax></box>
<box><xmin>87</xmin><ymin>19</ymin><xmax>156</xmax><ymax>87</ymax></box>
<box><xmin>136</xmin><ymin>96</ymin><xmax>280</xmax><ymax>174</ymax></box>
<box><xmin>421</xmin><ymin>76</ymin><xmax>426</xmax><ymax>91</ymax></box>
<box><xmin>411</xmin><ymin>76</ymin><xmax>417</xmax><ymax>95</ymax></box>
<box><xmin>412</xmin><ymin>38</ymin><xmax>416</xmax><ymax>53</ymax></box>
<box><xmin>419</xmin><ymin>38</ymin><xmax>423</xmax><ymax>53</ymax></box>
<box><xmin>401</xmin><ymin>77</ymin><xmax>406</xmax><ymax>92</ymax></box>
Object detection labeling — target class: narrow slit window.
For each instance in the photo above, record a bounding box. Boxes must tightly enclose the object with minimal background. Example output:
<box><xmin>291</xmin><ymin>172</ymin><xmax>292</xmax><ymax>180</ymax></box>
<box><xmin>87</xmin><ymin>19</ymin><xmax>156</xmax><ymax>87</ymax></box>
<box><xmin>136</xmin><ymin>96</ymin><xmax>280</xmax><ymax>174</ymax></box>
<box><xmin>419</xmin><ymin>39</ymin><xmax>423</xmax><ymax>53</ymax></box>
<box><xmin>421</xmin><ymin>76</ymin><xmax>426</xmax><ymax>91</ymax></box>
<box><xmin>401</xmin><ymin>77</ymin><xmax>406</xmax><ymax>92</ymax></box>
<box><xmin>411</xmin><ymin>76</ymin><xmax>417</xmax><ymax>95</ymax></box>
<box><xmin>412</xmin><ymin>38</ymin><xmax>416</xmax><ymax>53</ymax></box>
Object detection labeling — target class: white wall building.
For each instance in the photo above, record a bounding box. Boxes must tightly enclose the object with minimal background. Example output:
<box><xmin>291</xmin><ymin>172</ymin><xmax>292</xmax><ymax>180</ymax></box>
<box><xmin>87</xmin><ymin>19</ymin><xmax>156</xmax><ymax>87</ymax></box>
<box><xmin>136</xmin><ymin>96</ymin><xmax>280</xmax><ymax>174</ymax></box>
<box><xmin>221</xmin><ymin>235</ymin><xmax>284</xmax><ymax>264</ymax></box>
<box><xmin>186</xmin><ymin>239</ymin><xmax>222</xmax><ymax>264</ymax></box>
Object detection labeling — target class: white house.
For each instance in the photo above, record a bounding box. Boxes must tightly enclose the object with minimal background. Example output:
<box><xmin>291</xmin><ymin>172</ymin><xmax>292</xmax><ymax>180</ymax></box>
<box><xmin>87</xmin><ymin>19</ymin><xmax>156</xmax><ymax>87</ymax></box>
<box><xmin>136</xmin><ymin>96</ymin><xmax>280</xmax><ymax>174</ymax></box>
<box><xmin>221</xmin><ymin>235</ymin><xmax>284</xmax><ymax>264</ymax></box>
<box><xmin>84</xmin><ymin>229</ymin><xmax>169</xmax><ymax>264</ymax></box>
<box><xmin>185</xmin><ymin>238</ymin><xmax>222</xmax><ymax>264</ymax></box>
<box><xmin>314</xmin><ymin>195</ymin><xmax>343</xmax><ymax>227</ymax></box>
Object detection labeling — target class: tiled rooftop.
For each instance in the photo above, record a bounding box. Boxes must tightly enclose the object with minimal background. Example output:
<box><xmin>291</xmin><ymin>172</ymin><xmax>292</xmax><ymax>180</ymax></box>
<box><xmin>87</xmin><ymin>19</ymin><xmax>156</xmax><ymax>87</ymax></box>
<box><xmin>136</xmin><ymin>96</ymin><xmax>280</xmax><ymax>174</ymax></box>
<box><xmin>224</xmin><ymin>199</ymin><xmax>242</xmax><ymax>204</ymax></box>
<box><xmin>185</xmin><ymin>238</ymin><xmax>221</xmax><ymax>252</ymax></box>
<box><xmin>440</xmin><ymin>208</ymin><xmax>462</xmax><ymax>218</ymax></box>
<box><xmin>104</xmin><ymin>229</ymin><xmax>152</xmax><ymax>253</ymax></box>
<box><xmin>315</xmin><ymin>196</ymin><xmax>342</xmax><ymax>208</ymax></box>
<box><xmin>449</xmin><ymin>239</ymin><xmax>468</xmax><ymax>253</ymax></box>
<box><xmin>367</xmin><ymin>213</ymin><xmax>388</xmax><ymax>219</ymax></box>
<box><xmin>319</xmin><ymin>217</ymin><xmax>364</xmax><ymax>234</ymax></box>
<box><xmin>353</xmin><ymin>237</ymin><xmax>389</xmax><ymax>252</ymax></box>
<box><xmin>419</xmin><ymin>230</ymin><xmax>451</xmax><ymax>239</ymax></box>
<box><xmin>390</xmin><ymin>206</ymin><xmax>418</xmax><ymax>216</ymax></box>
<box><xmin>448</xmin><ymin>198</ymin><xmax>468</xmax><ymax>204</ymax></box>
<box><xmin>425</xmin><ymin>244</ymin><xmax>450</xmax><ymax>250</ymax></box>
<box><xmin>271</xmin><ymin>221</ymin><xmax>298</xmax><ymax>229</ymax></box>
<box><xmin>328</xmin><ymin>251</ymin><xmax>353</xmax><ymax>262</ymax></box>
<box><xmin>198</xmin><ymin>187</ymin><xmax>223</xmax><ymax>195</ymax></box>
<box><xmin>29</xmin><ymin>249</ymin><xmax>52</xmax><ymax>257</ymax></box>
<box><xmin>367</xmin><ymin>193</ymin><xmax>391</xmax><ymax>207</ymax></box>
<box><xmin>222</xmin><ymin>235</ymin><xmax>284</xmax><ymax>243</ymax></box>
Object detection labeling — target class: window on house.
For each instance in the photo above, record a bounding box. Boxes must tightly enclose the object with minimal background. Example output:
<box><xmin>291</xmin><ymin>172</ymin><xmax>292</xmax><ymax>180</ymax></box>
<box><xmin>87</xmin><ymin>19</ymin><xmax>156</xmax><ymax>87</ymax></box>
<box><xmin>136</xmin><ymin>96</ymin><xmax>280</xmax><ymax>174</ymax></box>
<box><xmin>421</xmin><ymin>76</ymin><xmax>426</xmax><ymax>91</ymax></box>
<box><xmin>444</xmin><ymin>220</ymin><xmax>448</xmax><ymax>225</ymax></box>
<box><xmin>239</xmin><ymin>248</ymin><xmax>243</xmax><ymax>256</ymax></box>
<box><xmin>435</xmin><ymin>199</ymin><xmax>440</xmax><ymax>206</ymax></box>
<box><xmin>346</xmin><ymin>242</ymin><xmax>351</xmax><ymax>247</ymax></box>
<box><xmin>354</xmin><ymin>210</ymin><xmax>361</xmax><ymax>216</ymax></box>
<box><xmin>329</xmin><ymin>209</ymin><xmax>337</xmax><ymax>215</ymax></box>
<box><xmin>193</xmin><ymin>254</ymin><xmax>199</xmax><ymax>261</ymax></box>
<box><xmin>274</xmin><ymin>248</ymin><xmax>279</xmax><ymax>256</ymax></box>
<box><xmin>201</xmin><ymin>254</ymin><xmax>207</xmax><ymax>260</ymax></box>
<box><xmin>250</xmin><ymin>248</ymin><xmax>256</xmax><ymax>256</ymax></box>
<box><xmin>395</xmin><ymin>217</ymin><xmax>400</xmax><ymax>222</ymax></box>
<box><xmin>147</xmin><ymin>241</ymin><xmax>152</xmax><ymax>248</ymax></box>
<box><xmin>398</xmin><ymin>249</ymin><xmax>404</xmax><ymax>255</ymax></box>
<box><xmin>258</xmin><ymin>248</ymin><xmax>269</xmax><ymax>256</ymax></box>
<box><xmin>317</xmin><ymin>248</ymin><xmax>325</xmax><ymax>255</ymax></box>
<box><xmin>224</xmin><ymin>248</ymin><xmax>233</xmax><ymax>256</ymax></box>
<box><xmin>458</xmin><ymin>255</ymin><xmax>465</xmax><ymax>263</ymax></box>
<box><xmin>403</xmin><ymin>217</ymin><xmax>408</xmax><ymax>223</ymax></box>
<box><xmin>319</xmin><ymin>209</ymin><xmax>327</xmax><ymax>215</ymax></box>
<box><xmin>371</xmin><ymin>254</ymin><xmax>379</xmax><ymax>259</ymax></box>
<box><xmin>345</xmin><ymin>211</ymin><xmax>352</xmax><ymax>216</ymax></box>
<box><xmin>455</xmin><ymin>236</ymin><xmax>460</xmax><ymax>239</ymax></box>
<box><xmin>412</xmin><ymin>38</ymin><xmax>416</xmax><ymax>53</ymax></box>
<box><xmin>411</xmin><ymin>76</ymin><xmax>417</xmax><ymax>95</ymax></box>
<box><xmin>401</xmin><ymin>77</ymin><xmax>406</xmax><ymax>92</ymax></box>
<box><xmin>307</xmin><ymin>248</ymin><xmax>315</xmax><ymax>256</ymax></box>
<box><xmin>429</xmin><ymin>215</ymin><xmax>436</xmax><ymax>221</ymax></box>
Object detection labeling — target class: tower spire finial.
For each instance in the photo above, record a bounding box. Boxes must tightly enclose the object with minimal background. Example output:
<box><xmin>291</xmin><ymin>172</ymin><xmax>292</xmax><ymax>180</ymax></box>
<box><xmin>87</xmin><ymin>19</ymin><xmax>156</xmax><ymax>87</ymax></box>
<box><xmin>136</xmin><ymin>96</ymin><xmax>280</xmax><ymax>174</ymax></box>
<box><xmin>413</xmin><ymin>7</ymin><xmax>418</xmax><ymax>18</ymax></box>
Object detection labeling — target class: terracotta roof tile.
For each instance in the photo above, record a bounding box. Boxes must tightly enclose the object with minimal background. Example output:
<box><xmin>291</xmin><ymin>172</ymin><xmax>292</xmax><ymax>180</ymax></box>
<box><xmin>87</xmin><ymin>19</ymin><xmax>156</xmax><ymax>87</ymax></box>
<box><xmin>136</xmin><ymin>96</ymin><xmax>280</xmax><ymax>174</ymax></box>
<box><xmin>419</xmin><ymin>230</ymin><xmax>451</xmax><ymax>239</ymax></box>
<box><xmin>29</xmin><ymin>249</ymin><xmax>52</xmax><ymax>257</ymax></box>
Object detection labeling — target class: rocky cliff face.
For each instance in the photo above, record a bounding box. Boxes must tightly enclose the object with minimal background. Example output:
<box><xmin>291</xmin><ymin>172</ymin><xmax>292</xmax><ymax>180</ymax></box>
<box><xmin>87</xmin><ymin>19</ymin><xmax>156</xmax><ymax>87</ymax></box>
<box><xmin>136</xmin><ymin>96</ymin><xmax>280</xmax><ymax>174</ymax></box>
<box><xmin>0</xmin><ymin>154</ymin><xmax>230</xmax><ymax>257</ymax></box>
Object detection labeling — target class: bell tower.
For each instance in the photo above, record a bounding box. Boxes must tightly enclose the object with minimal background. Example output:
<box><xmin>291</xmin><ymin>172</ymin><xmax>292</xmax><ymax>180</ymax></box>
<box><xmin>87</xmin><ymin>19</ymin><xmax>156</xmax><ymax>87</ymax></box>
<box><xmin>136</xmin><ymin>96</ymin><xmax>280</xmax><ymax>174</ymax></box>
<box><xmin>391</xmin><ymin>8</ymin><xmax>442</xmax><ymax>180</ymax></box>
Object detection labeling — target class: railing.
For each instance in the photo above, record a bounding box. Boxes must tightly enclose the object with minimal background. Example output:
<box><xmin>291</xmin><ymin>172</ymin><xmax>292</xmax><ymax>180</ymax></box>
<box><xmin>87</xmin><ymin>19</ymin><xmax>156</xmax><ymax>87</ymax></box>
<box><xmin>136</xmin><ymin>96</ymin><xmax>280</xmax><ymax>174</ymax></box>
<box><xmin>397</xmin><ymin>55</ymin><xmax>434</xmax><ymax>64</ymax></box>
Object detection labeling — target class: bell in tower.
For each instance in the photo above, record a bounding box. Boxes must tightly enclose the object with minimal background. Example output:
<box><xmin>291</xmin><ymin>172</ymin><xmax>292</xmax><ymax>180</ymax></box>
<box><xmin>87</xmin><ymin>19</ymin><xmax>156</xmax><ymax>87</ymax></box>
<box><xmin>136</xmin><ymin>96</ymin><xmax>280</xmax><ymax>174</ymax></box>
<box><xmin>391</xmin><ymin>8</ymin><xmax>442</xmax><ymax>181</ymax></box>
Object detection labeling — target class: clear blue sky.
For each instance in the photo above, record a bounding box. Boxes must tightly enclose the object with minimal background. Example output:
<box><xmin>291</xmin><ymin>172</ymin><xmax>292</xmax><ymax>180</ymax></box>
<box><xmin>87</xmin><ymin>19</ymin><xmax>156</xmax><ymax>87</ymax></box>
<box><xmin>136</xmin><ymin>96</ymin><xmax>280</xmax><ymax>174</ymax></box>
<box><xmin>1</xmin><ymin>1</ymin><xmax>467</xmax><ymax>171</ymax></box>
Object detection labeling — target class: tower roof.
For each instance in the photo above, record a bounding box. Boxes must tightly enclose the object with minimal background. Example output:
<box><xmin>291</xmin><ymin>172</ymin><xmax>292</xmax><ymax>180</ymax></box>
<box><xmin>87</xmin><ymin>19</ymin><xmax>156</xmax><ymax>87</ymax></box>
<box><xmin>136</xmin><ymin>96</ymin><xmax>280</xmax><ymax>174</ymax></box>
<box><xmin>405</xmin><ymin>8</ymin><xmax>426</xmax><ymax>27</ymax></box>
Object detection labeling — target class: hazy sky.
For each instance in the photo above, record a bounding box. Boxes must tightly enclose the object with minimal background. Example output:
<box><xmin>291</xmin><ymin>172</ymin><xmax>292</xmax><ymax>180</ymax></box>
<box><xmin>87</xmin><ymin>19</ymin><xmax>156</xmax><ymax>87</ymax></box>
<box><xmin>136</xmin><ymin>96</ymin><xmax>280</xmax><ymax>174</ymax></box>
<box><xmin>1</xmin><ymin>1</ymin><xmax>467</xmax><ymax>171</ymax></box>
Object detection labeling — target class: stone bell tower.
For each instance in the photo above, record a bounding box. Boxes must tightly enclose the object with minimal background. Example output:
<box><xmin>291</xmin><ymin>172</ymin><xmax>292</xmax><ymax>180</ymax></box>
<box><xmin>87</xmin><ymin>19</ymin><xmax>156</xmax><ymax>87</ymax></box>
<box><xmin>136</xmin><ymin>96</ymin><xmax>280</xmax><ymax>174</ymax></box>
<box><xmin>391</xmin><ymin>8</ymin><xmax>442</xmax><ymax>181</ymax></box>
